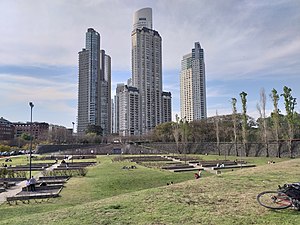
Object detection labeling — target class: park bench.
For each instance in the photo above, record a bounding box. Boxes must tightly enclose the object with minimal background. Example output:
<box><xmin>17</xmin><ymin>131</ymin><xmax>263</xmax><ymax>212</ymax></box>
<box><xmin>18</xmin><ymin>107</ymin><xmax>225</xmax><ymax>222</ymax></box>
<box><xmin>38</xmin><ymin>176</ymin><xmax>69</xmax><ymax>180</ymax></box>
<box><xmin>54</xmin><ymin>167</ymin><xmax>86</xmax><ymax>170</ymax></box>
<box><xmin>173</xmin><ymin>157</ymin><xmax>200</xmax><ymax>161</ymax></box>
<box><xmin>61</xmin><ymin>162</ymin><xmax>96</xmax><ymax>167</ymax></box>
<box><xmin>10</xmin><ymin>163</ymin><xmax>51</xmax><ymax>168</ymax></box>
<box><xmin>0</xmin><ymin>181</ymin><xmax>16</xmax><ymax>188</ymax></box>
<box><xmin>131</xmin><ymin>157</ymin><xmax>173</xmax><ymax>162</ymax></box>
<box><xmin>6</xmin><ymin>167</ymin><xmax>45</xmax><ymax>171</ymax></box>
<box><xmin>22</xmin><ymin>184</ymin><xmax>64</xmax><ymax>191</ymax></box>
<box><xmin>0</xmin><ymin>177</ymin><xmax>26</xmax><ymax>182</ymax></box>
<box><xmin>72</xmin><ymin>155</ymin><xmax>97</xmax><ymax>159</ymax></box>
<box><xmin>6</xmin><ymin>193</ymin><xmax>60</xmax><ymax>205</ymax></box>
<box><xmin>172</xmin><ymin>167</ymin><xmax>203</xmax><ymax>172</ymax></box>
<box><xmin>36</xmin><ymin>179</ymin><xmax>67</xmax><ymax>185</ymax></box>
<box><xmin>162</xmin><ymin>164</ymin><xmax>195</xmax><ymax>170</ymax></box>
<box><xmin>198</xmin><ymin>160</ymin><xmax>236</xmax><ymax>167</ymax></box>
<box><xmin>212</xmin><ymin>164</ymin><xmax>256</xmax><ymax>170</ymax></box>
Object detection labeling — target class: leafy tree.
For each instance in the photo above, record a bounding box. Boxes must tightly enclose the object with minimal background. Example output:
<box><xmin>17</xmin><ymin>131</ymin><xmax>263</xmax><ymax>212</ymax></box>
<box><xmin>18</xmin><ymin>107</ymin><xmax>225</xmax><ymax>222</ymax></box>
<box><xmin>21</xmin><ymin>133</ymin><xmax>31</xmax><ymax>141</ymax></box>
<box><xmin>240</xmin><ymin>91</ymin><xmax>249</xmax><ymax>156</ymax></box>
<box><xmin>0</xmin><ymin>144</ymin><xmax>10</xmax><ymax>152</ymax></box>
<box><xmin>189</xmin><ymin>119</ymin><xmax>215</xmax><ymax>142</ymax></box>
<box><xmin>153</xmin><ymin>122</ymin><xmax>174</xmax><ymax>142</ymax></box>
<box><xmin>231</xmin><ymin>98</ymin><xmax>239</xmax><ymax>156</ymax></box>
<box><xmin>270</xmin><ymin>88</ymin><xmax>281</xmax><ymax>157</ymax></box>
<box><xmin>86</xmin><ymin>125</ymin><xmax>103</xmax><ymax>136</ymax></box>
<box><xmin>281</xmin><ymin>86</ymin><xmax>297</xmax><ymax>158</ymax></box>
<box><xmin>180</xmin><ymin>117</ymin><xmax>189</xmax><ymax>163</ymax></box>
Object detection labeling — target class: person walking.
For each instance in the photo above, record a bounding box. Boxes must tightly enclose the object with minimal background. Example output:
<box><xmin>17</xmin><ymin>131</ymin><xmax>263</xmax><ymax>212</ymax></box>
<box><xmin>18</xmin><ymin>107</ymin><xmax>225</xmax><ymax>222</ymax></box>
<box><xmin>25</xmin><ymin>179</ymin><xmax>30</xmax><ymax>192</ymax></box>
<box><xmin>29</xmin><ymin>176</ymin><xmax>37</xmax><ymax>192</ymax></box>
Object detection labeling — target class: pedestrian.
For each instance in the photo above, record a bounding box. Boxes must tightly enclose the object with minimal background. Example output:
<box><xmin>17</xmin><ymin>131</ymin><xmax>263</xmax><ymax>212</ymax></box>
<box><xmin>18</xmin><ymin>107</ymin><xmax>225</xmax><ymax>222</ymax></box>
<box><xmin>29</xmin><ymin>176</ymin><xmax>37</xmax><ymax>192</ymax></box>
<box><xmin>25</xmin><ymin>179</ymin><xmax>30</xmax><ymax>192</ymax></box>
<box><xmin>198</xmin><ymin>169</ymin><xmax>202</xmax><ymax>178</ymax></box>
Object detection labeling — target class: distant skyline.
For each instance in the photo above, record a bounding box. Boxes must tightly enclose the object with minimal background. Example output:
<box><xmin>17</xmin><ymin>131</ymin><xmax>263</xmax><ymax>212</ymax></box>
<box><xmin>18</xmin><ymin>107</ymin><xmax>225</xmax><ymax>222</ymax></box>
<box><xmin>0</xmin><ymin>0</ymin><xmax>299</xmax><ymax>129</ymax></box>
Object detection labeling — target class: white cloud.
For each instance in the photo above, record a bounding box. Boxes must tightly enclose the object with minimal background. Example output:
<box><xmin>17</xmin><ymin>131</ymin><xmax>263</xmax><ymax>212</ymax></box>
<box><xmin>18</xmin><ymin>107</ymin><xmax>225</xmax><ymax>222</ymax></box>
<box><xmin>0</xmin><ymin>0</ymin><xmax>299</xmax><ymax>126</ymax></box>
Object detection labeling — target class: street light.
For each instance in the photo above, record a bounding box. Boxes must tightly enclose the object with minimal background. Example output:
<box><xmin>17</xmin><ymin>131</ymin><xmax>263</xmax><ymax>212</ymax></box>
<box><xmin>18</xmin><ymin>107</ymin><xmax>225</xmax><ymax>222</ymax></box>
<box><xmin>29</xmin><ymin>102</ymin><xmax>34</xmax><ymax>178</ymax></box>
<box><xmin>72</xmin><ymin>122</ymin><xmax>75</xmax><ymax>135</ymax></box>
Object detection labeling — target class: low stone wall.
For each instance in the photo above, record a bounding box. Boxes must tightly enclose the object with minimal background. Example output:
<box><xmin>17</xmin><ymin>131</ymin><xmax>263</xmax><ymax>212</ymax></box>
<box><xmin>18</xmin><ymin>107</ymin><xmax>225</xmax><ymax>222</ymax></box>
<box><xmin>141</xmin><ymin>141</ymin><xmax>300</xmax><ymax>157</ymax></box>
<box><xmin>36</xmin><ymin>141</ymin><xmax>300</xmax><ymax>157</ymax></box>
<box><xmin>36</xmin><ymin>144</ymin><xmax>95</xmax><ymax>154</ymax></box>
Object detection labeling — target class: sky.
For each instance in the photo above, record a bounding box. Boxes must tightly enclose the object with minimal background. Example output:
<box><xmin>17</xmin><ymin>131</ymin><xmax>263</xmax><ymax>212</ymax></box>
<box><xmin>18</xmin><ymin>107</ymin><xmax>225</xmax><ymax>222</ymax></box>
<box><xmin>0</xmin><ymin>0</ymin><xmax>300</xmax><ymax>129</ymax></box>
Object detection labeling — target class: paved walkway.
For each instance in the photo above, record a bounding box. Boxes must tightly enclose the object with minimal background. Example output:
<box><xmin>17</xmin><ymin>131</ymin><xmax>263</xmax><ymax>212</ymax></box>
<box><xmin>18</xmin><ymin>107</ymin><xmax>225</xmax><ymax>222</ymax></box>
<box><xmin>0</xmin><ymin>163</ymin><xmax>60</xmax><ymax>205</ymax></box>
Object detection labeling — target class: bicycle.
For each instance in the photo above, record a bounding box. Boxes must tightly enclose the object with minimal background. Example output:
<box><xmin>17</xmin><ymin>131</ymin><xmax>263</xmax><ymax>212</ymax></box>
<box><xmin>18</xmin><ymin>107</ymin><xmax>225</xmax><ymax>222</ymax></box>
<box><xmin>257</xmin><ymin>183</ymin><xmax>300</xmax><ymax>210</ymax></box>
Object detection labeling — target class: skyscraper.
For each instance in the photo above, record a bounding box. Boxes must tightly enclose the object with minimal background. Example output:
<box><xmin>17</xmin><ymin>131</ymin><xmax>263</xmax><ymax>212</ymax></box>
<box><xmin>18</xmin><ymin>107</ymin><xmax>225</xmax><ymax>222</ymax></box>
<box><xmin>77</xmin><ymin>28</ymin><xmax>111</xmax><ymax>135</ymax></box>
<box><xmin>162</xmin><ymin>91</ymin><xmax>172</xmax><ymax>123</ymax></box>
<box><xmin>132</xmin><ymin>8</ymin><xmax>163</xmax><ymax>134</ymax></box>
<box><xmin>116</xmin><ymin>84</ymin><xmax>140</xmax><ymax>136</ymax></box>
<box><xmin>180</xmin><ymin>42</ymin><xmax>207</xmax><ymax>122</ymax></box>
<box><xmin>100</xmin><ymin>50</ymin><xmax>111</xmax><ymax>136</ymax></box>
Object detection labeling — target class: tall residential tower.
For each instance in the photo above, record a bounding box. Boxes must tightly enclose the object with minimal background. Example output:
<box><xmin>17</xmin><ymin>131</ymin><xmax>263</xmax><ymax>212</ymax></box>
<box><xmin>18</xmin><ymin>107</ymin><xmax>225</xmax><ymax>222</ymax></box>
<box><xmin>131</xmin><ymin>8</ymin><xmax>163</xmax><ymax>134</ymax></box>
<box><xmin>77</xmin><ymin>28</ymin><xmax>111</xmax><ymax>135</ymax></box>
<box><xmin>180</xmin><ymin>42</ymin><xmax>207</xmax><ymax>122</ymax></box>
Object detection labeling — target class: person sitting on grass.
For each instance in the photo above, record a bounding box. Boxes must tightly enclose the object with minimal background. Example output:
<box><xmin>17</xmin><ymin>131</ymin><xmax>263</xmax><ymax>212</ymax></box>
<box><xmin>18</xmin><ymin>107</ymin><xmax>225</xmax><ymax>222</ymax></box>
<box><xmin>198</xmin><ymin>169</ymin><xmax>202</xmax><ymax>178</ymax></box>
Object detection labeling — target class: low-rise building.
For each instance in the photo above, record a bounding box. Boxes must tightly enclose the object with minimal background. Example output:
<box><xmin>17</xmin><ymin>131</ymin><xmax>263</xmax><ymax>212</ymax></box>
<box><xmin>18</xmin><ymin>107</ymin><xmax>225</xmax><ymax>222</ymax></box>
<box><xmin>0</xmin><ymin>117</ymin><xmax>14</xmax><ymax>141</ymax></box>
<box><xmin>13</xmin><ymin>122</ymin><xmax>49</xmax><ymax>140</ymax></box>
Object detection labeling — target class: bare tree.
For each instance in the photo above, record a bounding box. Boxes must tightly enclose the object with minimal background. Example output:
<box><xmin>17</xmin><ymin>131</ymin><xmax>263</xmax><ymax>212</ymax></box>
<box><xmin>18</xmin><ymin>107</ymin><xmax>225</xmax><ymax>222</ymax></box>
<box><xmin>231</xmin><ymin>98</ymin><xmax>239</xmax><ymax>156</ymax></box>
<box><xmin>214</xmin><ymin>110</ymin><xmax>220</xmax><ymax>156</ymax></box>
<box><xmin>257</xmin><ymin>88</ymin><xmax>269</xmax><ymax>157</ymax></box>
<box><xmin>172</xmin><ymin>114</ymin><xmax>181</xmax><ymax>154</ymax></box>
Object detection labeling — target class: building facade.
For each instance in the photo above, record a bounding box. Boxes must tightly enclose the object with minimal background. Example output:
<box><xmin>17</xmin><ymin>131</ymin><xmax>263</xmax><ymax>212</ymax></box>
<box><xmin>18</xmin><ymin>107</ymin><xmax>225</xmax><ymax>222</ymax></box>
<box><xmin>77</xmin><ymin>28</ymin><xmax>111</xmax><ymax>136</ymax></box>
<box><xmin>13</xmin><ymin>122</ymin><xmax>49</xmax><ymax>140</ymax></box>
<box><xmin>0</xmin><ymin>117</ymin><xmax>14</xmax><ymax>141</ymax></box>
<box><xmin>180</xmin><ymin>42</ymin><xmax>207</xmax><ymax>122</ymax></box>
<box><xmin>100</xmin><ymin>50</ymin><xmax>111</xmax><ymax>136</ymax></box>
<box><xmin>162</xmin><ymin>92</ymin><xmax>172</xmax><ymax>123</ymax></box>
<box><xmin>131</xmin><ymin>8</ymin><xmax>163</xmax><ymax>134</ymax></box>
<box><xmin>115</xmin><ymin>84</ymin><xmax>140</xmax><ymax>136</ymax></box>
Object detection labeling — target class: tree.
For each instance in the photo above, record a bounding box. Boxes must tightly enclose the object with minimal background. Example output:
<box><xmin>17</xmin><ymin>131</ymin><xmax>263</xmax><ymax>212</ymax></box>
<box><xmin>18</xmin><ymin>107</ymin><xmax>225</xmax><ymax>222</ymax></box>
<box><xmin>240</xmin><ymin>91</ymin><xmax>248</xmax><ymax>156</ymax></box>
<box><xmin>0</xmin><ymin>144</ymin><xmax>10</xmax><ymax>152</ymax></box>
<box><xmin>86</xmin><ymin>125</ymin><xmax>103</xmax><ymax>136</ymax></box>
<box><xmin>153</xmin><ymin>122</ymin><xmax>173</xmax><ymax>142</ymax></box>
<box><xmin>180</xmin><ymin>117</ymin><xmax>189</xmax><ymax>164</ymax></box>
<box><xmin>281</xmin><ymin>86</ymin><xmax>297</xmax><ymax>158</ymax></box>
<box><xmin>172</xmin><ymin>114</ymin><xmax>181</xmax><ymax>154</ymax></box>
<box><xmin>21</xmin><ymin>133</ymin><xmax>31</xmax><ymax>141</ymax></box>
<box><xmin>270</xmin><ymin>88</ymin><xmax>281</xmax><ymax>157</ymax></box>
<box><xmin>257</xmin><ymin>88</ymin><xmax>269</xmax><ymax>157</ymax></box>
<box><xmin>214</xmin><ymin>110</ymin><xmax>221</xmax><ymax>156</ymax></box>
<box><xmin>231</xmin><ymin>98</ymin><xmax>239</xmax><ymax>156</ymax></box>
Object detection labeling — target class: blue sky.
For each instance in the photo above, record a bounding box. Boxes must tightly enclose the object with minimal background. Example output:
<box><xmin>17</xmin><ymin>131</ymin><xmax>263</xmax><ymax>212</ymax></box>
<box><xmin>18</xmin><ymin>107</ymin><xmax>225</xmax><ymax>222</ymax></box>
<box><xmin>0</xmin><ymin>0</ymin><xmax>299</xmax><ymax>129</ymax></box>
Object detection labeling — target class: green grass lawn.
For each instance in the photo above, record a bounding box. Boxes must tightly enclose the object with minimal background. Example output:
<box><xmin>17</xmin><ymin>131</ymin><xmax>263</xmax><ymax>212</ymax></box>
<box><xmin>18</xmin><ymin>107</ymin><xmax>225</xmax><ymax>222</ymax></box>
<box><xmin>0</xmin><ymin>155</ymin><xmax>299</xmax><ymax>225</ymax></box>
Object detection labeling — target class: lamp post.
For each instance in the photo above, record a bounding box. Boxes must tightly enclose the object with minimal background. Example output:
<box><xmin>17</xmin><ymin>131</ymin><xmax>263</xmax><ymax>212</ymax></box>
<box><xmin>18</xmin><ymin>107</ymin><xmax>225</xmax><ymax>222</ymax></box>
<box><xmin>72</xmin><ymin>122</ymin><xmax>75</xmax><ymax>135</ymax></box>
<box><xmin>29</xmin><ymin>102</ymin><xmax>34</xmax><ymax>178</ymax></box>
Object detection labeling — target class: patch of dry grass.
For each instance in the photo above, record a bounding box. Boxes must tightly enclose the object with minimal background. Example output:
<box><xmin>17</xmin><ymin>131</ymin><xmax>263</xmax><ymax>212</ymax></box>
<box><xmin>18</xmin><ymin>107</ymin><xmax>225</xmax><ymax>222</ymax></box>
<box><xmin>1</xmin><ymin>156</ymin><xmax>300</xmax><ymax>224</ymax></box>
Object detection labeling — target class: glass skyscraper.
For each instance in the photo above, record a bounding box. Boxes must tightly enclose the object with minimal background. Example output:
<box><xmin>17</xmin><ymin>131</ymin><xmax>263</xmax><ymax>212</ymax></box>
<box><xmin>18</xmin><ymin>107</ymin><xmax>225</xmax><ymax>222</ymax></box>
<box><xmin>77</xmin><ymin>28</ymin><xmax>111</xmax><ymax>135</ymax></box>
<box><xmin>180</xmin><ymin>42</ymin><xmax>207</xmax><ymax>122</ymax></box>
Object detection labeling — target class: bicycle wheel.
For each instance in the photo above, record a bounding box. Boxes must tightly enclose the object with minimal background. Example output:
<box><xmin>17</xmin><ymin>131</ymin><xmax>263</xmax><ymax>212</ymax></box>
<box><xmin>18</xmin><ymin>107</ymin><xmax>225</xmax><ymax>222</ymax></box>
<box><xmin>257</xmin><ymin>191</ymin><xmax>292</xmax><ymax>209</ymax></box>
